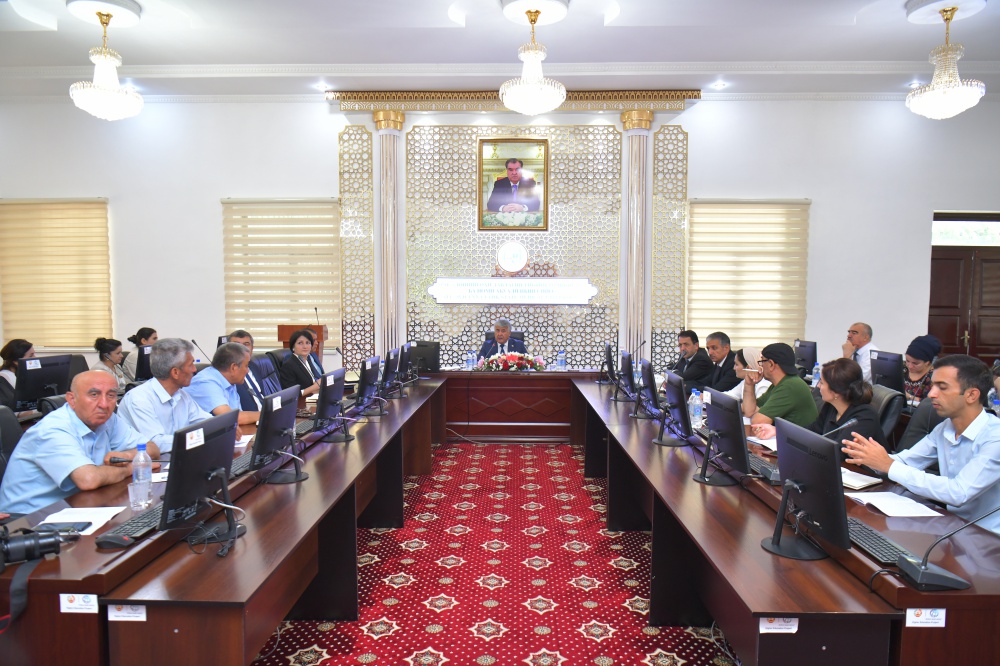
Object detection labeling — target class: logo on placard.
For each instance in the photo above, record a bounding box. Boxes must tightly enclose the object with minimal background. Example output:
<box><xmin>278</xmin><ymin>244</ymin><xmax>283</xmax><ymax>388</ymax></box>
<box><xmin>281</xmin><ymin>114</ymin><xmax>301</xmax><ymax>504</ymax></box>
<box><xmin>766</xmin><ymin>618</ymin><xmax>775</xmax><ymax>624</ymax></box>
<box><xmin>115</xmin><ymin>605</ymin><xmax>124</xmax><ymax>611</ymax></box>
<box><xmin>929</xmin><ymin>609</ymin><xmax>940</xmax><ymax>618</ymax></box>
<box><xmin>913</xmin><ymin>609</ymin><xmax>923</xmax><ymax>617</ymax></box>
<box><xmin>67</xmin><ymin>595</ymin><xmax>76</xmax><ymax>604</ymax></box>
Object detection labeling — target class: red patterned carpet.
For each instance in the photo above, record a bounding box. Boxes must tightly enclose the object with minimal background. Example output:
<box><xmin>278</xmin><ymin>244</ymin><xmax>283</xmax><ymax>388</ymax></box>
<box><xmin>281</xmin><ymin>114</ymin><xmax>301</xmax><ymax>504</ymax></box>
<box><xmin>252</xmin><ymin>441</ymin><xmax>735</xmax><ymax>666</ymax></box>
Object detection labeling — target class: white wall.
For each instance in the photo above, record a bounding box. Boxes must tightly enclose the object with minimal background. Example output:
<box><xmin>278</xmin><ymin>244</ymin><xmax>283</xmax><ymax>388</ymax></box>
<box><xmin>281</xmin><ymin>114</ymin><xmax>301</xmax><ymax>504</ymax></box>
<box><xmin>680</xmin><ymin>99</ymin><xmax>1000</xmax><ymax>360</ymax></box>
<box><xmin>2</xmin><ymin>98</ymin><xmax>998</xmax><ymax>365</ymax></box>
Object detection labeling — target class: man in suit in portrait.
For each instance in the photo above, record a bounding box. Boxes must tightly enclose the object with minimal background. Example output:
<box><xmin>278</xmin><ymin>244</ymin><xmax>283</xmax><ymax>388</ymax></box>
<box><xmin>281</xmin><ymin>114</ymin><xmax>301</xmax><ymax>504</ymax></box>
<box><xmin>479</xmin><ymin>318</ymin><xmax>528</xmax><ymax>359</ymax></box>
<box><xmin>486</xmin><ymin>158</ymin><xmax>541</xmax><ymax>212</ymax></box>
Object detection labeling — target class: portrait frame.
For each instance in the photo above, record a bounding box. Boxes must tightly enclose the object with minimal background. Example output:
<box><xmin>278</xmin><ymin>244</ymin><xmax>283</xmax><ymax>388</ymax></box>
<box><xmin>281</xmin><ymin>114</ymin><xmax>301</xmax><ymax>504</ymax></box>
<box><xmin>478</xmin><ymin>137</ymin><xmax>549</xmax><ymax>231</ymax></box>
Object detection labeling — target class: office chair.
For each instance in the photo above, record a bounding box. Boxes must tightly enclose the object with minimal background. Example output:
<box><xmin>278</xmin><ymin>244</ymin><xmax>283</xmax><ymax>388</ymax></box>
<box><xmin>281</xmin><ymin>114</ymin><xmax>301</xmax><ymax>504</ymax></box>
<box><xmin>870</xmin><ymin>384</ymin><xmax>906</xmax><ymax>442</ymax></box>
<box><xmin>0</xmin><ymin>406</ymin><xmax>23</xmax><ymax>481</ymax></box>
<box><xmin>38</xmin><ymin>396</ymin><xmax>68</xmax><ymax>415</ymax></box>
<box><xmin>67</xmin><ymin>354</ymin><xmax>90</xmax><ymax>386</ymax></box>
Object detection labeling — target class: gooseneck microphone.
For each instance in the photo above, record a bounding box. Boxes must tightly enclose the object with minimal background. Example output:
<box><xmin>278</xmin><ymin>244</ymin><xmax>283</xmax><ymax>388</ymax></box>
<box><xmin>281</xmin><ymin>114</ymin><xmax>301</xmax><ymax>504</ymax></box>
<box><xmin>822</xmin><ymin>418</ymin><xmax>859</xmax><ymax>439</ymax></box>
<box><xmin>629</xmin><ymin>339</ymin><xmax>647</xmax><ymax>357</ymax></box>
<box><xmin>897</xmin><ymin>504</ymin><xmax>1000</xmax><ymax>591</ymax></box>
<box><xmin>191</xmin><ymin>339</ymin><xmax>212</xmax><ymax>363</ymax></box>
<box><xmin>315</xmin><ymin>307</ymin><xmax>320</xmax><ymax>326</ymax></box>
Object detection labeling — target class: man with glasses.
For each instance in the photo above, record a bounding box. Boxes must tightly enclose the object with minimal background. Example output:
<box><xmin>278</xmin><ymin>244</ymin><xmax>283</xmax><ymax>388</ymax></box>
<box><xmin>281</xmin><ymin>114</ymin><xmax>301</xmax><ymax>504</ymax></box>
<box><xmin>842</xmin><ymin>322</ymin><xmax>878</xmax><ymax>383</ymax></box>
<box><xmin>744</xmin><ymin>342</ymin><xmax>818</xmax><ymax>428</ymax></box>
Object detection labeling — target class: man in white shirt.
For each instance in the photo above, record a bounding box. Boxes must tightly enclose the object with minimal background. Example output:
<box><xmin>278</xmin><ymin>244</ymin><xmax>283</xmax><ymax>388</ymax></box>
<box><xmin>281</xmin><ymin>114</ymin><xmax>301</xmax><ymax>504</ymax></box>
<box><xmin>842</xmin><ymin>322</ymin><xmax>878</xmax><ymax>383</ymax></box>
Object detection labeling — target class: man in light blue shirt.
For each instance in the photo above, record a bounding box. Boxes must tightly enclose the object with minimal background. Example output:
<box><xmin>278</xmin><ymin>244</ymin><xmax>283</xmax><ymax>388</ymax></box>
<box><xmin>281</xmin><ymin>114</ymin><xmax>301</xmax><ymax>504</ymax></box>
<box><xmin>844</xmin><ymin>354</ymin><xmax>1000</xmax><ymax>536</ymax></box>
<box><xmin>0</xmin><ymin>371</ymin><xmax>156</xmax><ymax>515</ymax></box>
<box><xmin>185</xmin><ymin>342</ymin><xmax>256</xmax><ymax>437</ymax></box>
<box><xmin>119</xmin><ymin>339</ymin><xmax>211</xmax><ymax>454</ymax></box>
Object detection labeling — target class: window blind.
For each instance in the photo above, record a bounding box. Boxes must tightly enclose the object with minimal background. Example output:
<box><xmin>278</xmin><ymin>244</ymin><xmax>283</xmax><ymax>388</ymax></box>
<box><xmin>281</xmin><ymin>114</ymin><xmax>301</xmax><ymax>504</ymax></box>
<box><xmin>687</xmin><ymin>200</ymin><xmax>810</xmax><ymax>349</ymax></box>
<box><xmin>222</xmin><ymin>199</ymin><xmax>342</xmax><ymax>350</ymax></box>
<box><xmin>0</xmin><ymin>199</ymin><xmax>112</xmax><ymax>347</ymax></box>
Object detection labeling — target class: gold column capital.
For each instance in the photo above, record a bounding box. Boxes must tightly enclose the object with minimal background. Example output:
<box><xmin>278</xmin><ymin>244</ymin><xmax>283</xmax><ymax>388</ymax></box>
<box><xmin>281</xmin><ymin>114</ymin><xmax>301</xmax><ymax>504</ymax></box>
<box><xmin>621</xmin><ymin>109</ymin><xmax>654</xmax><ymax>131</ymax></box>
<box><xmin>373</xmin><ymin>110</ymin><xmax>405</xmax><ymax>131</ymax></box>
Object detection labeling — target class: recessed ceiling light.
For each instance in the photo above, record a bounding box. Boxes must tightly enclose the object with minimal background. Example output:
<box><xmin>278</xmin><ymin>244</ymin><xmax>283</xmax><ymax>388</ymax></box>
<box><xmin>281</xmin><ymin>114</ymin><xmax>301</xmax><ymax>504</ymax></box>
<box><xmin>710</xmin><ymin>81</ymin><xmax>728</xmax><ymax>90</ymax></box>
<box><xmin>313</xmin><ymin>82</ymin><xmax>329</xmax><ymax>92</ymax></box>
<box><xmin>66</xmin><ymin>0</ymin><xmax>142</xmax><ymax>28</ymax></box>
<box><xmin>908</xmin><ymin>81</ymin><xmax>923</xmax><ymax>89</ymax></box>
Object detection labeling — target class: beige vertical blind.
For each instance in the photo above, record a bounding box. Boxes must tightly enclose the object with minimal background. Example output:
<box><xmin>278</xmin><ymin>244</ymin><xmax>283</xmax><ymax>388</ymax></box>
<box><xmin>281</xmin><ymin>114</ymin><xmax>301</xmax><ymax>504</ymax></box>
<box><xmin>687</xmin><ymin>200</ymin><xmax>810</xmax><ymax>349</ymax></box>
<box><xmin>0</xmin><ymin>200</ymin><xmax>112</xmax><ymax>347</ymax></box>
<box><xmin>222</xmin><ymin>199</ymin><xmax>342</xmax><ymax>350</ymax></box>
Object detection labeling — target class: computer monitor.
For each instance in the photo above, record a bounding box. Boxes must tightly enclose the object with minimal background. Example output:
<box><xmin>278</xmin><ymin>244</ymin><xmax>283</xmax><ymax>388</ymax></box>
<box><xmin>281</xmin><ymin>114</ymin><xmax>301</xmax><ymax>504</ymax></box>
<box><xmin>159</xmin><ymin>410</ymin><xmax>245</xmax><ymax>547</ymax></box>
<box><xmin>216</xmin><ymin>335</ymin><xmax>229</xmax><ymax>348</ymax></box>
<box><xmin>380</xmin><ymin>347</ymin><xmax>403</xmax><ymax>399</ymax></box>
<box><xmin>870</xmin><ymin>350</ymin><xmax>905</xmax><ymax>393</ymax></box>
<box><xmin>315</xmin><ymin>368</ymin><xmax>353</xmax><ymax>443</ymax></box>
<box><xmin>613</xmin><ymin>351</ymin><xmax>636</xmax><ymax>403</ymax></box>
<box><xmin>133</xmin><ymin>345</ymin><xmax>153</xmax><ymax>382</ymax></box>
<box><xmin>598</xmin><ymin>341</ymin><xmax>617</xmax><ymax>386</ymax></box>
<box><xmin>347</xmin><ymin>356</ymin><xmax>382</xmax><ymax>415</ymax></box>
<box><xmin>248</xmin><ymin>386</ymin><xmax>305</xmax><ymax>484</ymax></box>
<box><xmin>761</xmin><ymin>418</ymin><xmax>851</xmax><ymax>561</ymax></box>
<box><xmin>694</xmin><ymin>389</ymin><xmax>752</xmax><ymax>487</ymax></box>
<box><xmin>631</xmin><ymin>359</ymin><xmax>659</xmax><ymax>421</ymax></box>
<box><xmin>14</xmin><ymin>354</ymin><xmax>72</xmax><ymax>411</ymax></box>
<box><xmin>793</xmin><ymin>339</ymin><xmax>817</xmax><ymax>371</ymax></box>
<box><xmin>395</xmin><ymin>342</ymin><xmax>412</xmax><ymax>388</ymax></box>
<box><xmin>409</xmin><ymin>340</ymin><xmax>440</xmax><ymax>374</ymax></box>
<box><xmin>653</xmin><ymin>370</ymin><xmax>693</xmax><ymax>448</ymax></box>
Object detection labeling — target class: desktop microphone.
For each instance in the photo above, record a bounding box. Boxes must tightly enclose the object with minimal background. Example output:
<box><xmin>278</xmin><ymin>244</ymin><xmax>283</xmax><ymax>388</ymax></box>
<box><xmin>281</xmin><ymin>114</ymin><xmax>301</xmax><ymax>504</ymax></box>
<box><xmin>315</xmin><ymin>307</ymin><xmax>320</xmax><ymax>326</ymax></box>
<box><xmin>334</xmin><ymin>346</ymin><xmax>343</xmax><ymax>356</ymax></box>
<box><xmin>821</xmin><ymin>418</ymin><xmax>859</xmax><ymax>438</ymax></box>
<box><xmin>191</xmin><ymin>339</ymin><xmax>212</xmax><ymax>363</ymax></box>
<box><xmin>897</xmin><ymin>504</ymin><xmax>1000</xmax><ymax>591</ymax></box>
<box><xmin>629</xmin><ymin>339</ymin><xmax>647</xmax><ymax>357</ymax></box>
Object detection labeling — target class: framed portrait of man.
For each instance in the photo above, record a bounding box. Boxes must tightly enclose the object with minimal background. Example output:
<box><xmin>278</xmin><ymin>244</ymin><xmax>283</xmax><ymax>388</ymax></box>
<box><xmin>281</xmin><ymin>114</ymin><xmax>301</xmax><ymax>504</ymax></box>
<box><xmin>478</xmin><ymin>137</ymin><xmax>549</xmax><ymax>231</ymax></box>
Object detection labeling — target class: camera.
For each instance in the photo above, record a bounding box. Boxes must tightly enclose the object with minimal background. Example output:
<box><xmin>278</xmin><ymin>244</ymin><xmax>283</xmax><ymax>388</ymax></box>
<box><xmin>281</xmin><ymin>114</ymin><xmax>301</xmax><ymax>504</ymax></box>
<box><xmin>0</xmin><ymin>526</ymin><xmax>62</xmax><ymax>573</ymax></box>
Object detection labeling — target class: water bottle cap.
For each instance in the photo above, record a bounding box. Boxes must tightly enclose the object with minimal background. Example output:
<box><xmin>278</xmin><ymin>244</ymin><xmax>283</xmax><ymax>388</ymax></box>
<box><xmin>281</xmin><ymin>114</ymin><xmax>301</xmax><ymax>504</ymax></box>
<box><xmin>137</xmin><ymin>443</ymin><xmax>146</xmax><ymax>451</ymax></box>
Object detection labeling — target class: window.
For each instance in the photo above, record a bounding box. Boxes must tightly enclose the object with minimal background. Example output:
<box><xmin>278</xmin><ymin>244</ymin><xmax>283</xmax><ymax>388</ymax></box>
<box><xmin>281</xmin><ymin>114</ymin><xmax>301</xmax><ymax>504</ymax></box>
<box><xmin>0</xmin><ymin>199</ymin><xmax>112</xmax><ymax>347</ymax></box>
<box><xmin>687</xmin><ymin>200</ymin><xmax>810</xmax><ymax>349</ymax></box>
<box><xmin>932</xmin><ymin>212</ymin><xmax>1000</xmax><ymax>246</ymax></box>
<box><xmin>222</xmin><ymin>199</ymin><xmax>342</xmax><ymax>349</ymax></box>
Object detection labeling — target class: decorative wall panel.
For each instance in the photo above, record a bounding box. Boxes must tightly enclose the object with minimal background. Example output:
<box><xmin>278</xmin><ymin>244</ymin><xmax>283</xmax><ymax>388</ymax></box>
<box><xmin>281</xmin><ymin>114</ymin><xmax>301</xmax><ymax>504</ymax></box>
<box><xmin>651</xmin><ymin>126</ymin><xmax>689</xmax><ymax>371</ymax></box>
<box><xmin>405</xmin><ymin>125</ymin><xmax>621</xmax><ymax>369</ymax></box>
<box><xmin>339</xmin><ymin>126</ymin><xmax>376</xmax><ymax>369</ymax></box>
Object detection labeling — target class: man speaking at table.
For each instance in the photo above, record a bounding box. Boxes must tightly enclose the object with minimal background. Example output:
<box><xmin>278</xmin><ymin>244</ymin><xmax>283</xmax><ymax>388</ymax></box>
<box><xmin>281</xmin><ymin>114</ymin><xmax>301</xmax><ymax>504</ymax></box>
<box><xmin>479</xmin><ymin>318</ymin><xmax>527</xmax><ymax>359</ymax></box>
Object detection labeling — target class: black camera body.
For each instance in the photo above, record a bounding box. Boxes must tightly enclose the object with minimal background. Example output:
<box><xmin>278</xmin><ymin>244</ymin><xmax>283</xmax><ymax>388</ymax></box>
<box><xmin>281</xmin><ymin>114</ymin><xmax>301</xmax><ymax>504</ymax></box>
<box><xmin>0</xmin><ymin>527</ymin><xmax>62</xmax><ymax>573</ymax></box>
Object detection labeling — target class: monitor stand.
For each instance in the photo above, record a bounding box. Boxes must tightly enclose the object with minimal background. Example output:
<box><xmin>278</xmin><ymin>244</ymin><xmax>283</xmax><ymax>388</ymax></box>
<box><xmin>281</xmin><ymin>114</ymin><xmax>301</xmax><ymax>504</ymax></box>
<box><xmin>692</xmin><ymin>434</ymin><xmax>738</xmax><ymax>486</ymax></box>
<box><xmin>320</xmin><ymin>406</ymin><xmax>355</xmax><ymax>443</ymax></box>
<box><xmin>652</xmin><ymin>416</ymin><xmax>689</xmax><ymax>447</ymax></box>
<box><xmin>760</xmin><ymin>479</ymin><xmax>827</xmax><ymax>561</ymax></box>
<box><xmin>267</xmin><ymin>435</ymin><xmax>310</xmax><ymax>484</ymax></box>
<box><xmin>189</xmin><ymin>467</ymin><xmax>247</xmax><ymax>551</ymax></box>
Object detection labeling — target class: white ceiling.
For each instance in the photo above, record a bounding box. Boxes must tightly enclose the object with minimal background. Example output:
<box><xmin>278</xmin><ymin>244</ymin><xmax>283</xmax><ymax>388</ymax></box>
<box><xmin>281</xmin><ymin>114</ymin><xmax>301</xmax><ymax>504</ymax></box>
<box><xmin>1</xmin><ymin>0</ymin><xmax>998</xmax><ymax>101</ymax></box>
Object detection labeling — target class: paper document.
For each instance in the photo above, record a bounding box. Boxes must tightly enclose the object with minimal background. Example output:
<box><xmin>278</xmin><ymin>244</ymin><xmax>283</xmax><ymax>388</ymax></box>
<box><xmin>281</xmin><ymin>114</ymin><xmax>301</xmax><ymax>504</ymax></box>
<box><xmin>846</xmin><ymin>492</ymin><xmax>941</xmax><ymax>517</ymax></box>
<box><xmin>748</xmin><ymin>436</ymin><xmax>777</xmax><ymax>452</ymax></box>
<box><xmin>152</xmin><ymin>472</ymin><xmax>169</xmax><ymax>483</ymax></box>
<box><xmin>37</xmin><ymin>506</ymin><xmax>126</xmax><ymax>535</ymax></box>
<box><xmin>840</xmin><ymin>468</ymin><xmax>881</xmax><ymax>490</ymax></box>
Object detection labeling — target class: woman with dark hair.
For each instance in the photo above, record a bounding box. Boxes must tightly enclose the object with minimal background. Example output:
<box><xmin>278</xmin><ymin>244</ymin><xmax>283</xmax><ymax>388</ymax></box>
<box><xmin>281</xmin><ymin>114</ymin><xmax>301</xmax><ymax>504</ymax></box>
<box><xmin>904</xmin><ymin>334</ymin><xmax>941</xmax><ymax>405</ymax></box>
<box><xmin>279</xmin><ymin>329</ymin><xmax>323</xmax><ymax>397</ymax></box>
<box><xmin>123</xmin><ymin>327</ymin><xmax>158</xmax><ymax>382</ymax></box>
<box><xmin>90</xmin><ymin>337</ymin><xmax>128</xmax><ymax>392</ymax></box>
<box><xmin>752</xmin><ymin>357</ymin><xmax>889</xmax><ymax>453</ymax></box>
<box><xmin>0</xmin><ymin>338</ymin><xmax>36</xmax><ymax>409</ymax></box>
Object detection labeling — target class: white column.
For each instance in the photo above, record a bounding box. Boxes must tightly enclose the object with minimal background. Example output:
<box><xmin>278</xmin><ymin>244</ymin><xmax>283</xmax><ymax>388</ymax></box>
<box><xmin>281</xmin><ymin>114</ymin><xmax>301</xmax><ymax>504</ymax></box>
<box><xmin>374</xmin><ymin>110</ymin><xmax>404</xmax><ymax>354</ymax></box>
<box><xmin>621</xmin><ymin>110</ymin><xmax>653</xmax><ymax>361</ymax></box>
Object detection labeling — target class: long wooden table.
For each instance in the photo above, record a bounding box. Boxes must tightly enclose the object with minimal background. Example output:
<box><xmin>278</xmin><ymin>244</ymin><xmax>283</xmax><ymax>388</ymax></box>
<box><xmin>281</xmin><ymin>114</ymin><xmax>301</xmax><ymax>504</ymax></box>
<box><xmin>571</xmin><ymin>379</ymin><xmax>1000</xmax><ymax>666</ymax></box>
<box><xmin>0</xmin><ymin>378</ymin><xmax>444</xmax><ymax>666</ymax></box>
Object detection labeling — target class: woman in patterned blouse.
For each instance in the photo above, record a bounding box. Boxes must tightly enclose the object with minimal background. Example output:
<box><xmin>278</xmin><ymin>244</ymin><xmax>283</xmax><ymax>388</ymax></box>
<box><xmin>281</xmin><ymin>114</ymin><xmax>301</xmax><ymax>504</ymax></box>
<box><xmin>903</xmin><ymin>335</ymin><xmax>941</xmax><ymax>404</ymax></box>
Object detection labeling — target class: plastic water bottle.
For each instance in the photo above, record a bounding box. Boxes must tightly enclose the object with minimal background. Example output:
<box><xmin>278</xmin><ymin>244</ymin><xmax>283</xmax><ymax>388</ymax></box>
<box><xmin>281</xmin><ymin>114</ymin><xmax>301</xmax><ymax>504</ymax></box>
<box><xmin>688</xmin><ymin>389</ymin><xmax>703</xmax><ymax>428</ymax></box>
<box><xmin>466</xmin><ymin>351</ymin><xmax>475</xmax><ymax>370</ymax></box>
<box><xmin>811</xmin><ymin>362</ymin><xmax>821</xmax><ymax>387</ymax></box>
<box><xmin>131</xmin><ymin>443</ymin><xmax>153</xmax><ymax>510</ymax></box>
<box><xmin>557</xmin><ymin>350</ymin><xmax>567</xmax><ymax>371</ymax></box>
<box><xmin>992</xmin><ymin>396</ymin><xmax>1000</xmax><ymax>415</ymax></box>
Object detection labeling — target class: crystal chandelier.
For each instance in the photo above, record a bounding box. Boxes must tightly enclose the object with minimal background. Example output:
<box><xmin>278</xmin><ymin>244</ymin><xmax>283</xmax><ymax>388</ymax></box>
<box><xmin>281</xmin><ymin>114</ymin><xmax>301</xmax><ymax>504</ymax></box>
<box><xmin>499</xmin><ymin>10</ymin><xmax>566</xmax><ymax>116</ymax></box>
<box><xmin>69</xmin><ymin>12</ymin><xmax>144</xmax><ymax>121</ymax></box>
<box><xmin>905</xmin><ymin>7</ymin><xmax>985</xmax><ymax>120</ymax></box>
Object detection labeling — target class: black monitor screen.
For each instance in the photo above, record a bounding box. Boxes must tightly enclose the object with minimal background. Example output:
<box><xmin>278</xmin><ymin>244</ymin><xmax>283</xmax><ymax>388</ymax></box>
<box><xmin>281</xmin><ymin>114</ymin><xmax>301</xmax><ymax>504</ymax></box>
<box><xmin>769</xmin><ymin>418</ymin><xmax>851</xmax><ymax>555</ymax></box>
<box><xmin>639</xmin><ymin>359</ymin><xmax>662</xmax><ymax>417</ymax></box>
<box><xmin>159</xmin><ymin>410</ymin><xmax>239</xmax><ymax>531</ymax></box>
<box><xmin>349</xmin><ymin>356</ymin><xmax>381</xmax><ymax>411</ymax></box>
<box><xmin>134</xmin><ymin>345</ymin><xmax>153</xmax><ymax>382</ymax></box>
<box><xmin>14</xmin><ymin>354</ymin><xmax>72</xmax><ymax>411</ymax></box>
<box><xmin>704</xmin><ymin>388</ymin><xmax>752</xmax><ymax>476</ymax></box>
<box><xmin>316</xmin><ymin>368</ymin><xmax>347</xmax><ymax>422</ymax></box>
<box><xmin>793</xmin><ymin>340</ymin><xmax>817</xmax><ymax>370</ymax></box>
<box><xmin>381</xmin><ymin>347</ymin><xmax>401</xmax><ymax>394</ymax></box>
<box><xmin>662</xmin><ymin>370</ymin><xmax>693</xmax><ymax>439</ymax></box>
<box><xmin>604</xmin><ymin>342</ymin><xmax>618</xmax><ymax>383</ymax></box>
<box><xmin>870</xmin><ymin>351</ymin><xmax>905</xmax><ymax>393</ymax></box>
<box><xmin>397</xmin><ymin>343</ymin><xmax>412</xmax><ymax>380</ymax></box>
<box><xmin>619</xmin><ymin>351</ymin><xmax>636</xmax><ymax>397</ymax></box>
<box><xmin>409</xmin><ymin>340</ymin><xmax>440</xmax><ymax>373</ymax></box>
<box><xmin>249</xmin><ymin>386</ymin><xmax>299</xmax><ymax>472</ymax></box>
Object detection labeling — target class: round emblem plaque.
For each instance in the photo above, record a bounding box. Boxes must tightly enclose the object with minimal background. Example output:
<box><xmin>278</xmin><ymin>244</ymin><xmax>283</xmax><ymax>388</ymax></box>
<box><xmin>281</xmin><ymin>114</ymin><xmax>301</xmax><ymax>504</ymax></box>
<box><xmin>497</xmin><ymin>241</ymin><xmax>528</xmax><ymax>273</ymax></box>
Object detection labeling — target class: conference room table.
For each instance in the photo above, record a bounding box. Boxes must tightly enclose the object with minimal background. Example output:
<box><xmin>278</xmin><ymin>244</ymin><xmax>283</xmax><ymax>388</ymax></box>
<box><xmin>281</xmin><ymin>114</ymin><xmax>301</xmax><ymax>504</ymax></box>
<box><xmin>0</xmin><ymin>378</ymin><xmax>445</xmax><ymax>666</ymax></box>
<box><xmin>571</xmin><ymin>379</ymin><xmax>1000</xmax><ymax>666</ymax></box>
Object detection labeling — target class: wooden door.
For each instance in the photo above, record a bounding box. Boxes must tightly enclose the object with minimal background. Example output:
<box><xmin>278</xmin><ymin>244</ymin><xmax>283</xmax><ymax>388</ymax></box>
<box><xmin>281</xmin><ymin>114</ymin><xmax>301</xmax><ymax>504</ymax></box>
<box><xmin>929</xmin><ymin>247</ymin><xmax>1000</xmax><ymax>363</ymax></box>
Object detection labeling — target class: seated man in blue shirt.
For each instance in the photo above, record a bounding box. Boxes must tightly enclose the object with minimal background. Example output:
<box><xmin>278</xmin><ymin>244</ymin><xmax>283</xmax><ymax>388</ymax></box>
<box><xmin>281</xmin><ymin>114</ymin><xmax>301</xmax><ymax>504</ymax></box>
<box><xmin>118</xmin><ymin>338</ymin><xmax>211</xmax><ymax>454</ymax></box>
<box><xmin>185</xmin><ymin>342</ymin><xmax>257</xmax><ymax>437</ymax></box>
<box><xmin>0</xmin><ymin>371</ymin><xmax>157</xmax><ymax>515</ymax></box>
<box><xmin>843</xmin><ymin>354</ymin><xmax>1000</xmax><ymax>535</ymax></box>
<box><xmin>478</xmin><ymin>318</ymin><xmax>528</xmax><ymax>359</ymax></box>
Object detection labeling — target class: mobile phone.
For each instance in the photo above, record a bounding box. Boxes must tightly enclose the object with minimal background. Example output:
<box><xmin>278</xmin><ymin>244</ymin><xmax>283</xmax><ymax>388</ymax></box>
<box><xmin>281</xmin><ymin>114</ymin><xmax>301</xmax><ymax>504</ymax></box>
<box><xmin>34</xmin><ymin>521</ymin><xmax>92</xmax><ymax>533</ymax></box>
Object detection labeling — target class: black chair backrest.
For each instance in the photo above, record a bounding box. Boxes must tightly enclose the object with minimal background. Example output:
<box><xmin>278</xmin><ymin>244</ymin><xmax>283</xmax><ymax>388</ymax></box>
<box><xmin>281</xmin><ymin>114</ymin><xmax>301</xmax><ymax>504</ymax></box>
<box><xmin>0</xmin><ymin>405</ymin><xmax>23</xmax><ymax>479</ymax></box>
<box><xmin>250</xmin><ymin>353</ymin><xmax>282</xmax><ymax>396</ymax></box>
<box><xmin>266</xmin><ymin>348</ymin><xmax>292</xmax><ymax>371</ymax></box>
<box><xmin>67</xmin><ymin>354</ymin><xmax>90</xmax><ymax>386</ymax></box>
<box><xmin>194</xmin><ymin>362</ymin><xmax>211</xmax><ymax>374</ymax></box>
<box><xmin>38</xmin><ymin>395</ymin><xmax>68</xmax><ymax>415</ymax></box>
<box><xmin>870</xmin><ymin>385</ymin><xmax>905</xmax><ymax>440</ymax></box>
<box><xmin>485</xmin><ymin>331</ymin><xmax>525</xmax><ymax>341</ymax></box>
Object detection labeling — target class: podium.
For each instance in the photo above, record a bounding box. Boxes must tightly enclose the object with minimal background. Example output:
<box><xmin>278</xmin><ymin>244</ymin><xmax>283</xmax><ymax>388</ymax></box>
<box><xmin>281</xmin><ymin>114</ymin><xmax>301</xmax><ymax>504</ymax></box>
<box><xmin>277</xmin><ymin>324</ymin><xmax>329</xmax><ymax>358</ymax></box>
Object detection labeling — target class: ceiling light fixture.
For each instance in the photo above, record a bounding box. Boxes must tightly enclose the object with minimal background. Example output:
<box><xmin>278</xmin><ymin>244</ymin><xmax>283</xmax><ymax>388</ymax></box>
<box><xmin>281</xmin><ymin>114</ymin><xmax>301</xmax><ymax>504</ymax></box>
<box><xmin>499</xmin><ymin>9</ymin><xmax>566</xmax><ymax>116</ymax></box>
<box><xmin>69</xmin><ymin>11</ymin><xmax>144</xmax><ymax>121</ymax></box>
<box><xmin>500</xmin><ymin>0</ymin><xmax>569</xmax><ymax>25</ymax></box>
<box><xmin>66</xmin><ymin>0</ymin><xmax>142</xmax><ymax>27</ymax></box>
<box><xmin>905</xmin><ymin>5</ymin><xmax>985</xmax><ymax>120</ymax></box>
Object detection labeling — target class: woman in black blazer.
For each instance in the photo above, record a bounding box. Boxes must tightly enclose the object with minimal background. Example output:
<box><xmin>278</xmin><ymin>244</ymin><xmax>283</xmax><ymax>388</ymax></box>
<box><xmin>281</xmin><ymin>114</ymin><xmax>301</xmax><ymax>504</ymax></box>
<box><xmin>279</xmin><ymin>329</ymin><xmax>323</xmax><ymax>397</ymax></box>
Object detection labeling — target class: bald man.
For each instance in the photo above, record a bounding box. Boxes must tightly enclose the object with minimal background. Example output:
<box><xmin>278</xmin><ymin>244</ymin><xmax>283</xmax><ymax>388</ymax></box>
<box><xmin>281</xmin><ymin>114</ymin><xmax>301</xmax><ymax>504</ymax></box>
<box><xmin>842</xmin><ymin>322</ymin><xmax>879</xmax><ymax>383</ymax></box>
<box><xmin>0</xmin><ymin>371</ymin><xmax>157</xmax><ymax>515</ymax></box>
